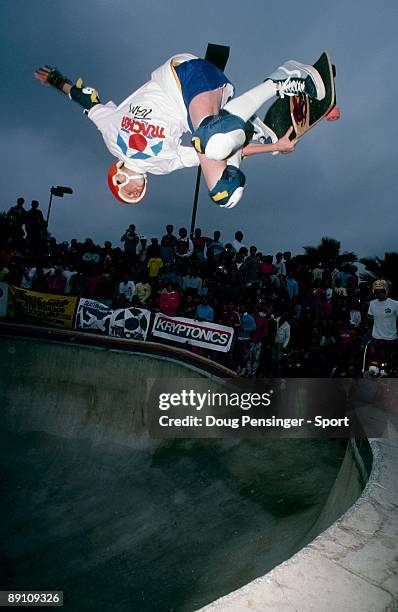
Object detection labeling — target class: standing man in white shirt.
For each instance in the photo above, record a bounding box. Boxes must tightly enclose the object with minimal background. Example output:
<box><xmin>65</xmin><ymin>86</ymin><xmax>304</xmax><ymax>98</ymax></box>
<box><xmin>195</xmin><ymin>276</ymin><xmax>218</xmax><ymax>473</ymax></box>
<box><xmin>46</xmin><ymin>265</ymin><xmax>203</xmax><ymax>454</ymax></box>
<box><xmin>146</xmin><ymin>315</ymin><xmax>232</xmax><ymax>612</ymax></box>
<box><xmin>367</xmin><ymin>279</ymin><xmax>398</xmax><ymax>373</ymax></box>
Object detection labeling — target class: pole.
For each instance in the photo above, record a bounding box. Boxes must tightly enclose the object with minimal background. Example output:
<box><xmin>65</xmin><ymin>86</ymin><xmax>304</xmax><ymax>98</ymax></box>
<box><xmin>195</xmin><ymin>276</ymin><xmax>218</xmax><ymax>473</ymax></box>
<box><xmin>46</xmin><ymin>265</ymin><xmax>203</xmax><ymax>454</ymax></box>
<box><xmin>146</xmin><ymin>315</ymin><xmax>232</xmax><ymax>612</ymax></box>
<box><xmin>190</xmin><ymin>167</ymin><xmax>202</xmax><ymax>236</ymax></box>
<box><xmin>46</xmin><ymin>189</ymin><xmax>54</xmax><ymax>225</ymax></box>
<box><xmin>190</xmin><ymin>43</ymin><xmax>230</xmax><ymax>235</ymax></box>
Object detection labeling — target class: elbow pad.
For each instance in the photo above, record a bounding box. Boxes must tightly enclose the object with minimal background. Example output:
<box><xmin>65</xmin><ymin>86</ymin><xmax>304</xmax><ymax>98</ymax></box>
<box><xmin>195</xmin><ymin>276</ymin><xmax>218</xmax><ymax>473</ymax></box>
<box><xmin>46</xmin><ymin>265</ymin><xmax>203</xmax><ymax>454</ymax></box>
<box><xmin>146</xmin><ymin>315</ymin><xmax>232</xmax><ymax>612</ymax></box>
<box><xmin>69</xmin><ymin>77</ymin><xmax>100</xmax><ymax>112</ymax></box>
<box><xmin>208</xmin><ymin>166</ymin><xmax>246</xmax><ymax>209</ymax></box>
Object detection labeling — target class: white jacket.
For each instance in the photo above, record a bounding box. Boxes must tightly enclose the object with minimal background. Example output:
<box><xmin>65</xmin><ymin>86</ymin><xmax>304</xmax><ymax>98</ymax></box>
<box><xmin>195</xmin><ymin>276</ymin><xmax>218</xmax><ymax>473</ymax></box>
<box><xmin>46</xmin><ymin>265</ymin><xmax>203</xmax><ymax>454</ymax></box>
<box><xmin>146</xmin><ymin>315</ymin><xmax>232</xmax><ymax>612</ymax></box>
<box><xmin>88</xmin><ymin>54</ymin><xmax>200</xmax><ymax>175</ymax></box>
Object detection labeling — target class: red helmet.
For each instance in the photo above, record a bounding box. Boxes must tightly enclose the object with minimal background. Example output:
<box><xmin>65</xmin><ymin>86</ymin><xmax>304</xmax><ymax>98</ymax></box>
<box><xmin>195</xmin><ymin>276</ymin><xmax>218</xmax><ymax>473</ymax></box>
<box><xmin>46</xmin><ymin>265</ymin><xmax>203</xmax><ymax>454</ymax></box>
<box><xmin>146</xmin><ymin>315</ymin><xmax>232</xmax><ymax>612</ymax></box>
<box><xmin>108</xmin><ymin>161</ymin><xmax>147</xmax><ymax>204</ymax></box>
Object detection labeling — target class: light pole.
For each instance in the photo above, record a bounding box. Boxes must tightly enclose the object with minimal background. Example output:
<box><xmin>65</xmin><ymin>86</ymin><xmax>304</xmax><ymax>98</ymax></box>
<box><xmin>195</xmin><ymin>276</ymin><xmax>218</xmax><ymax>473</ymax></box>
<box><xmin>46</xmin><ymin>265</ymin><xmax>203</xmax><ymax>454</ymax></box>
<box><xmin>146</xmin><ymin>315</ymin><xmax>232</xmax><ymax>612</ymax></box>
<box><xmin>47</xmin><ymin>185</ymin><xmax>73</xmax><ymax>227</ymax></box>
<box><xmin>190</xmin><ymin>43</ymin><xmax>230</xmax><ymax>236</ymax></box>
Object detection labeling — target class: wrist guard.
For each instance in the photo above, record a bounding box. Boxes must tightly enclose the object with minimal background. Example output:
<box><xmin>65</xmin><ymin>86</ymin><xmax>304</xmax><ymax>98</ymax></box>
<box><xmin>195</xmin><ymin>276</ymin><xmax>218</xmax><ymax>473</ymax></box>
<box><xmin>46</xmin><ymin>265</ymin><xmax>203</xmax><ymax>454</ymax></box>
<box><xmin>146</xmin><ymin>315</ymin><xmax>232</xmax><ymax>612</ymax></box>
<box><xmin>69</xmin><ymin>77</ymin><xmax>100</xmax><ymax>112</ymax></box>
<box><xmin>46</xmin><ymin>66</ymin><xmax>72</xmax><ymax>92</ymax></box>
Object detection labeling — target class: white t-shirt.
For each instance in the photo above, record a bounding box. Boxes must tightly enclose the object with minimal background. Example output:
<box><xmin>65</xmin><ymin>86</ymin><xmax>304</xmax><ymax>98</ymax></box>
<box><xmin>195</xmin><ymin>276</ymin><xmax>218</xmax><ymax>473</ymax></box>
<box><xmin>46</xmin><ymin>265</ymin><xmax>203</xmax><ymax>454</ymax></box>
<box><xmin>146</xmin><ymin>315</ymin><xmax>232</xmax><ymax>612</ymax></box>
<box><xmin>368</xmin><ymin>298</ymin><xmax>398</xmax><ymax>340</ymax></box>
<box><xmin>118</xmin><ymin>280</ymin><xmax>136</xmax><ymax>301</ymax></box>
<box><xmin>88</xmin><ymin>54</ymin><xmax>201</xmax><ymax>176</ymax></box>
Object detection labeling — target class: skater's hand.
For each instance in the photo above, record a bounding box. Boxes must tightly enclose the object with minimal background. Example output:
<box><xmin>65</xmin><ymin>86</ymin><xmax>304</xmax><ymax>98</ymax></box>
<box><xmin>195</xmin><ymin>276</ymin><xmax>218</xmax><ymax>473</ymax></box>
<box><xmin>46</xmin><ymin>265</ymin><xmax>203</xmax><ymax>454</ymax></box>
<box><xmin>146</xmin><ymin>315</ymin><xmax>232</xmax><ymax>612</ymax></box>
<box><xmin>276</xmin><ymin>127</ymin><xmax>299</xmax><ymax>154</ymax></box>
<box><xmin>34</xmin><ymin>66</ymin><xmax>52</xmax><ymax>86</ymax></box>
<box><xmin>34</xmin><ymin>66</ymin><xmax>72</xmax><ymax>94</ymax></box>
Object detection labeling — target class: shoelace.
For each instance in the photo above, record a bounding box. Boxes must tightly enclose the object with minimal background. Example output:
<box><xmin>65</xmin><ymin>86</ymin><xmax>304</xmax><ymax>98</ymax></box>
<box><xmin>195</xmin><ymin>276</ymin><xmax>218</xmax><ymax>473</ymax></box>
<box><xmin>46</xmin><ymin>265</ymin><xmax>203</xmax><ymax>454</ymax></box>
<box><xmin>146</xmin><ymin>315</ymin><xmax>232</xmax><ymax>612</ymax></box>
<box><xmin>278</xmin><ymin>76</ymin><xmax>306</xmax><ymax>99</ymax></box>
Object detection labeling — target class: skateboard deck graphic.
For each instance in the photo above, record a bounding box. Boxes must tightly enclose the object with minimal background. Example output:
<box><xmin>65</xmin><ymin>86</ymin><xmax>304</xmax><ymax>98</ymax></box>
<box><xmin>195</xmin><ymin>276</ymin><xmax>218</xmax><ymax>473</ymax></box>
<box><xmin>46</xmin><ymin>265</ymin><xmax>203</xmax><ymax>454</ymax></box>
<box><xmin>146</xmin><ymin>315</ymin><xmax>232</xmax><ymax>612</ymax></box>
<box><xmin>264</xmin><ymin>52</ymin><xmax>336</xmax><ymax>141</ymax></box>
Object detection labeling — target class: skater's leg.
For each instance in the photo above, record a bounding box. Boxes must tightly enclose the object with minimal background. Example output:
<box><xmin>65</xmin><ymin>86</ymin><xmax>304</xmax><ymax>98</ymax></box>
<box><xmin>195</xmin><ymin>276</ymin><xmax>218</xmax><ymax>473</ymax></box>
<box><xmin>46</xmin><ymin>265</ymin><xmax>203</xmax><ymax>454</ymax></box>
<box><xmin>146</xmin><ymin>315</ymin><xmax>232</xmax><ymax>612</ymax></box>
<box><xmin>189</xmin><ymin>88</ymin><xmax>224</xmax><ymax>130</ymax></box>
<box><xmin>200</xmin><ymin>59</ymin><xmax>325</xmax><ymax>160</ymax></box>
<box><xmin>223</xmin><ymin>80</ymin><xmax>277</xmax><ymax>122</ymax></box>
<box><xmin>224</xmin><ymin>59</ymin><xmax>325</xmax><ymax>121</ymax></box>
<box><xmin>189</xmin><ymin>90</ymin><xmax>246</xmax><ymax>209</ymax></box>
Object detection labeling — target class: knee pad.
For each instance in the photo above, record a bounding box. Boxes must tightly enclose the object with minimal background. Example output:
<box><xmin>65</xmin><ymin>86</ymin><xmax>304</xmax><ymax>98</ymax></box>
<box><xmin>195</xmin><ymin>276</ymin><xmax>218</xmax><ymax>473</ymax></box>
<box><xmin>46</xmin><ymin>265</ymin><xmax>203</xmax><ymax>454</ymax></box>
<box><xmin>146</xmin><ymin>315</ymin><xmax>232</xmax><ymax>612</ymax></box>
<box><xmin>192</xmin><ymin>110</ymin><xmax>251</xmax><ymax>161</ymax></box>
<box><xmin>209</xmin><ymin>166</ymin><xmax>246</xmax><ymax>209</ymax></box>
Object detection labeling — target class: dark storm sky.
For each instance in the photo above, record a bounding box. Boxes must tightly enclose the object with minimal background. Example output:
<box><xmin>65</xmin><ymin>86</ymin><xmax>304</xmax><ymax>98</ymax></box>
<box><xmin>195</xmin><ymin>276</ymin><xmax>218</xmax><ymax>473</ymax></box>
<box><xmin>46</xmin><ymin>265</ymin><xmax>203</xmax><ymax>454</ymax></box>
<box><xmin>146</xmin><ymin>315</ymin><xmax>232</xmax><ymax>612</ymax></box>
<box><xmin>1</xmin><ymin>0</ymin><xmax>397</xmax><ymax>258</ymax></box>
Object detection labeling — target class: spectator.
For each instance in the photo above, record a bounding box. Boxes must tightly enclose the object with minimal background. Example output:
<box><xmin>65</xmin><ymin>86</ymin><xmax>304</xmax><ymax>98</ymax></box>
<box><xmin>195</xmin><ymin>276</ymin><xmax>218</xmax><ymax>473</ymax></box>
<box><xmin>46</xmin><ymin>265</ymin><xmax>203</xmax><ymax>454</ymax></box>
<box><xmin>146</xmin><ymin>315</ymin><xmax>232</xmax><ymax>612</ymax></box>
<box><xmin>146</xmin><ymin>237</ymin><xmax>161</xmax><ymax>260</ymax></box>
<box><xmin>191</xmin><ymin>228</ymin><xmax>209</xmax><ymax>262</ymax></box>
<box><xmin>195</xmin><ymin>296</ymin><xmax>215</xmax><ymax>322</ymax></box>
<box><xmin>244</xmin><ymin>304</ymin><xmax>269</xmax><ymax>377</ymax></box>
<box><xmin>97</xmin><ymin>271</ymin><xmax>117</xmax><ymax>306</ymax></box>
<box><xmin>206</xmin><ymin>231</ymin><xmax>224</xmax><ymax>262</ymax></box>
<box><xmin>159</xmin><ymin>283</ymin><xmax>181</xmax><ymax>317</ymax></box>
<box><xmin>69</xmin><ymin>266</ymin><xmax>88</xmax><ymax>297</ymax></box>
<box><xmin>274</xmin><ymin>252</ymin><xmax>286</xmax><ymax>276</ymax></box>
<box><xmin>179</xmin><ymin>293</ymin><xmax>197</xmax><ymax>318</ymax></box>
<box><xmin>136</xmin><ymin>236</ymin><xmax>148</xmax><ymax>263</ymax></box>
<box><xmin>147</xmin><ymin>252</ymin><xmax>164</xmax><ymax>279</ymax></box>
<box><xmin>31</xmin><ymin>267</ymin><xmax>48</xmax><ymax>293</ymax></box>
<box><xmin>272</xmin><ymin>313</ymin><xmax>291</xmax><ymax>372</ymax></box>
<box><xmin>25</xmin><ymin>200</ymin><xmax>45</xmax><ymax>254</ymax></box>
<box><xmin>63</xmin><ymin>263</ymin><xmax>78</xmax><ymax>295</ymax></box>
<box><xmin>333</xmin><ymin>277</ymin><xmax>348</xmax><ymax>298</ymax></box>
<box><xmin>312</xmin><ymin>263</ymin><xmax>324</xmax><ymax>283</ymax></box>
<box><xmin>121</xmin><ymin>224</ymin><xmax>139</xmax><ymax>259</ymax></box>
<box><xmin>232</xmin><ymin>230</ymin><xmax>245</xmax><ymax>254</ymax></box>
<box><xmin>82</xmin><ymin>239</ymin><xmax>101</xmax><ymax>265</ymax></box>
<box><xmin>286</xmin><ymin>270</ymin><xmax>299</xmax><ymax>299</ymax></box>
<box><xmin>118</xmin><ymin>274</ymin><xmax>136</xmax><ymax>304</ymax></box>
<box><xmin>236</xmin><ymin>305</ymin><xmax>256</xmax><ymax>373</ymax></box>
<box><xmin>47</xmin><ymin>265</ymin><xmax>67</xmax><ymax>294</ymax></box>
<box><xmin>135</xmin><ymin>273</ymin><xmax>152</xmax><ymax>305</ymax></box>
<box><xmin>160</xmin><ymin>225</ymin><xmax>177</xmax><ymax>264</ymax></box>
<box><xmin>243</xmin><ymin>246</ymin><xmax>261</xmax><ymax>287</ymax></box>
<box><xmin>7</xmin><ymin>197</ymin><xmax>26</xmax><ymax>240</ymax></box>
<box><xmin>349</xmin><ymin>300</ymin><xmax>362</xmax><ymax>327</ymax></box>
<box><xmin>181</xmin><ymin>267</ymin><xmax>203</xmax><ymax>295</ymax></box>
<box><xmin>175</xmin><ymin>227</ymin><xmax>193</xmax><ymax>262</ymax></box>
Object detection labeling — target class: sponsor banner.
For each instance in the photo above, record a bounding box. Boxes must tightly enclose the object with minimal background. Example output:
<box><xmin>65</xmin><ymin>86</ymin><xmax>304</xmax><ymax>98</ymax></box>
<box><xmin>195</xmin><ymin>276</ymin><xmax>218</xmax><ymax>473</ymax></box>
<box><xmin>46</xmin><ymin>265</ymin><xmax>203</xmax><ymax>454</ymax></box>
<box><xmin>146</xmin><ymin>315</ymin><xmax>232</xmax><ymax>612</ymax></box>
<box><xmin>110</xmin><ymin>307</ymin><xmax>150</xmax><ymax>341</ymax></box>
<box><xmin>76</xmin><ymin>298</ymin><xmax>150</xmax><ymax>341</ymax></box>
<box><xmin>0</xmin><ymin>282</ymin><xmax>8</xmax><ymax>317</ymax></box>
<box><xmin>75</xmin><ymin>299</ymin><xmax>112</xmax><ymax>334</ymax></box>
<box><xmin>152</xmin><ymin>313</ymin><xmax>234</xmax><ymax>353</ymax></box>
<box><xmin>10</xmin><ymin>286</ymin><xmax>77</xmax><ymax>328</ymax></box>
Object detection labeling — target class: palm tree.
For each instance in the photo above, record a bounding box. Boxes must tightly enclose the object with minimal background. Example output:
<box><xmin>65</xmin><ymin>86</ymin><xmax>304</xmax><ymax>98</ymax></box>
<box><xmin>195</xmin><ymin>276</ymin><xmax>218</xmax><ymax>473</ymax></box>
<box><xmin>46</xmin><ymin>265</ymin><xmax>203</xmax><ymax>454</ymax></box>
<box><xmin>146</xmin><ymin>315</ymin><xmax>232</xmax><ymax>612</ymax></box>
<box><xmin>298</xmin><ymin>237</ymin><xmax>357</xmax><ymax>268</ymax></box>
<box><xmin>360</xmin><ymin>252</ymin><xmax>398</xmax><ymax>296</ymax></box>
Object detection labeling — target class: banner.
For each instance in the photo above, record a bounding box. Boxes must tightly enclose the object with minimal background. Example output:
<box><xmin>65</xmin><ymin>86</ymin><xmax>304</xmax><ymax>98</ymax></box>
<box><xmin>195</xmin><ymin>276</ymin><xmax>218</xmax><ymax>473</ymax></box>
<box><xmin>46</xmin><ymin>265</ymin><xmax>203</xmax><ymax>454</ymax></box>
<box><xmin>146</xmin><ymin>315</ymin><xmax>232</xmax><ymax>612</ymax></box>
<box><xmin>75</xmin><ymin>299</ymin><xmax>112</xmax><ymax>333</ymax></box>
<box><xmin>76</xmin><ymin>298</ymin><xmax>150</xmax><ymax>341</ymax></box>
<box><xmin>0</xmin><ymin>282</ymin><xmax>8</xmax><ymax>317</ymax></box>
<box><xmin>151</xmin><ymin>313</ymin><xmax>234</xmax><ymax>352</ymax></box>
<box><xmin>10</xmin><ymin>286</ymin><xmax>77</xmax><ymax>328</ymax></box>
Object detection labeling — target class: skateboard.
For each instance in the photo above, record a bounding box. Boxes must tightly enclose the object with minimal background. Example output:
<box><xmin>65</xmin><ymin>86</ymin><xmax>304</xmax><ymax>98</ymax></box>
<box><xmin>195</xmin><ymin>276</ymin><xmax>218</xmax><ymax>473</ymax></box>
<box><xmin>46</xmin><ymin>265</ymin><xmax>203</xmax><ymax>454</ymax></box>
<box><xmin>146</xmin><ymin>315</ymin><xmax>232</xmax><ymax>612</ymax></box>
<box><xmin>263</xmin><ymin>52</ymin><xmax>338</xmax><ymax>142</ymax></box>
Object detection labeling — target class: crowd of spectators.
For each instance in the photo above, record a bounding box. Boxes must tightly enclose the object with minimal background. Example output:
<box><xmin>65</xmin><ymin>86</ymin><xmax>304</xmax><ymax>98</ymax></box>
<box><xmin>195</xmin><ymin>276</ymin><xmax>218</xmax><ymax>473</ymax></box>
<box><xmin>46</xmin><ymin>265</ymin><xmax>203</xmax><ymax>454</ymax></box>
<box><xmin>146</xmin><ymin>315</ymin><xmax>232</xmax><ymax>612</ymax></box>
<box><xmin>1</xmin><ymin>197</ymin><xmax>377</xmax><ymax>377</ymax></box>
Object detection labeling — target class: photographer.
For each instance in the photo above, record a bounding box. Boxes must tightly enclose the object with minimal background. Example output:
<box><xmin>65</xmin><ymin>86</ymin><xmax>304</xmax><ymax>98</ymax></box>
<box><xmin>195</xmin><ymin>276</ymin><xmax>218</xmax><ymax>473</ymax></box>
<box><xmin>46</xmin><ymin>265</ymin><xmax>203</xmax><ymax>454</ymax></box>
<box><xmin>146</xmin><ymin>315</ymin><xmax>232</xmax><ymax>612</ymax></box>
<box><xmin>120</xmin><ymin>224</ymin><xmax>139</xmax><ymax>259</ymax></box>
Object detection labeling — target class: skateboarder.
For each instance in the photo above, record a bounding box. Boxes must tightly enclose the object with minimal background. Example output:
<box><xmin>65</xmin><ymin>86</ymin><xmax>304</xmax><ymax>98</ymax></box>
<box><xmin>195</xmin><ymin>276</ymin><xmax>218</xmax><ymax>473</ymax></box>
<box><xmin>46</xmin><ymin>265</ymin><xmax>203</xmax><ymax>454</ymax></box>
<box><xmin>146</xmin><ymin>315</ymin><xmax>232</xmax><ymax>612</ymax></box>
<box><xmin>34</xmin><ymin>53</ymin><xmax>325</xmax><ymax>208</ymax></box>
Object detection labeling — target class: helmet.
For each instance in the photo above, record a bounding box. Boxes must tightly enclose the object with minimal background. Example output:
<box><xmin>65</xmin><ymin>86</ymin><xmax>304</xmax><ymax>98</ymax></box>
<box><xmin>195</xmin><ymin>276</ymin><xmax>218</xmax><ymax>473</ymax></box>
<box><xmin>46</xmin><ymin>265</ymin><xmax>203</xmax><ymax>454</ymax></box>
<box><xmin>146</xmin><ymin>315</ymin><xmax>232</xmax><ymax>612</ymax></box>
<box><xmin>372</xmin><ymin>279</ymin><xmax>389</xmax><ymax>295</ymax></box>
<box><xmin>108</xmin><ymin>161</ymin><xmax>147</xmax><ymax>204</ymax></box>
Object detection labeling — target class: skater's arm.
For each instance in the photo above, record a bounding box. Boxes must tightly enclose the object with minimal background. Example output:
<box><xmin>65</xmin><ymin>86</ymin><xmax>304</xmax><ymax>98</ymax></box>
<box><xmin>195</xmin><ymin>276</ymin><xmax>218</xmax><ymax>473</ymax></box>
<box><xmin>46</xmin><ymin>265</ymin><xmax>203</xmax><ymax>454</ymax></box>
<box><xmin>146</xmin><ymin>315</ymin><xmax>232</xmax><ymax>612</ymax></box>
<box><xmin>34</xmin><ymin>65</ymin><xmax>101</xmax><ymax>112</ymax></box>
<box><xmin>242</xmin><ymin>127</ymin><xmax>299</xmax><ymax>157</ymax></box>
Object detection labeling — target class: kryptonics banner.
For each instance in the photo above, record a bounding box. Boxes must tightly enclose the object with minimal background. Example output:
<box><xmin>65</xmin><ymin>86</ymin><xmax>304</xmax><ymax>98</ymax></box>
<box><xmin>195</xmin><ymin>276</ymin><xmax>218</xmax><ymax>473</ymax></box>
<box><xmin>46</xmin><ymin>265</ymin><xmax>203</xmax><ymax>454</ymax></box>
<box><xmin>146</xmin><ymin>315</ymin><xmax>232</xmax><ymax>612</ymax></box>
<box><xmin>9</xmin><ymin>286</ymin><xmax>77</xmax><ymax>328</ymax></box>
<box><xmin>76</xmin><ymin>298</ymin><xmax>150</xmax><ymax>341</ymax></box>
<box><xmin>151</xmin><ymin>313</ymin><xmax>234</xmax><ymax>352</ymax></box>
<box><xmin>0</xmin><ymin>283</ymin><xmax>8</xmax><ymax>317</ymax></box>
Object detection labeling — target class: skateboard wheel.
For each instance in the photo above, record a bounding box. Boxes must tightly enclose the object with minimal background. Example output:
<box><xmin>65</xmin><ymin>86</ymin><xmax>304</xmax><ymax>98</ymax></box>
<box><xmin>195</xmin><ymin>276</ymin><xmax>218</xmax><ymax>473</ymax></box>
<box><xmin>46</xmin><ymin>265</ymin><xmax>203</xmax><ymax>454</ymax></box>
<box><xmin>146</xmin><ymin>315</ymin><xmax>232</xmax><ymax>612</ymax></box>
<box><xmin>326</xmin><ymin>105</ymin><xmax>340</xmax><ymax>121</ymax></box>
